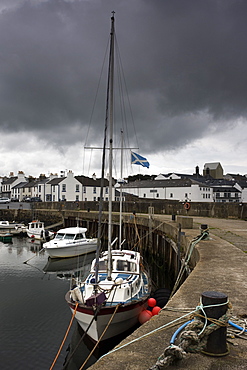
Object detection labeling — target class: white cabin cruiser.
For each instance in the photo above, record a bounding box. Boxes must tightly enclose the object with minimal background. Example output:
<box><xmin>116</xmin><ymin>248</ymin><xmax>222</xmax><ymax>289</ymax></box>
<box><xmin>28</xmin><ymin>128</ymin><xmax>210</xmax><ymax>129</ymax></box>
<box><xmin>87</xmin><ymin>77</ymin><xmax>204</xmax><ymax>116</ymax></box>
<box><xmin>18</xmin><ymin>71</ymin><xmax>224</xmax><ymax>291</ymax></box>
<box><xmin>0</xmin><ymin>220</ymin><xmax>26</xmax><ymax>235</ymax></box>
<box><xmin>43</xmin><ymin>227</ymin><xmax>97</xmax><ymax>258</ymax></box>
<box><xmin>27</xmin><ymin>220</ymin><xmax>54</xmax><ymax>241</ymax></box>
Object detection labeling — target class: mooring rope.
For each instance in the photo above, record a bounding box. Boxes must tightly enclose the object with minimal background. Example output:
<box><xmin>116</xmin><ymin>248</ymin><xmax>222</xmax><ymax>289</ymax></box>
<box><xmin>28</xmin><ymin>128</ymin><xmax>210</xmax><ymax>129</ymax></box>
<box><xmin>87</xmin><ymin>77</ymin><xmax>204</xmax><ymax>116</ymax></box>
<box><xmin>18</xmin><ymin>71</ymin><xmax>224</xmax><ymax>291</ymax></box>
<box><xmin>79</xmin><ymin>303</ymin><xmax>121</xmax><ymax>370</ymax></box>
<box><xmin>99</xmin><ymin>301</ymin><xmax>229</xmax><ymax>362</ymax></box>
<box><xmin>50</xmin><ymin>302</ymin><xmax>79</xmax><ymax>370</ymax></box>
<box><xmin>62</xmin><ymin>301</ymin><xmax>108</xmax><ymax>369</ymax></box>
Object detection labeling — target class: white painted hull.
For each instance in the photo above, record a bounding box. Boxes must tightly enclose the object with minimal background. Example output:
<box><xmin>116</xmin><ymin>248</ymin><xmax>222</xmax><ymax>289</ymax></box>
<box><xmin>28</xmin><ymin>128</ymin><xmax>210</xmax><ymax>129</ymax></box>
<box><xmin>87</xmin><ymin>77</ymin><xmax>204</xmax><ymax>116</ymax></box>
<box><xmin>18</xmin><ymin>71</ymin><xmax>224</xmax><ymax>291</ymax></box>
<box><xmin>68</xmin><ymin>299</ymin><xmax>147</xmax><ymax>342</ymax></box>
<box><xmin>27</xmin><ymin>229</ymin><xmax>53</xmax><ymax>240</ymax></box>
<box><xmin>0</xmin><ymin>223</ymin><xmax>25</xmax><ymax>230</ymax></box>
<box><xmin>44</xmin><ymin>240</ymin><xmax>97</xmax><ymax>258</ymax></box>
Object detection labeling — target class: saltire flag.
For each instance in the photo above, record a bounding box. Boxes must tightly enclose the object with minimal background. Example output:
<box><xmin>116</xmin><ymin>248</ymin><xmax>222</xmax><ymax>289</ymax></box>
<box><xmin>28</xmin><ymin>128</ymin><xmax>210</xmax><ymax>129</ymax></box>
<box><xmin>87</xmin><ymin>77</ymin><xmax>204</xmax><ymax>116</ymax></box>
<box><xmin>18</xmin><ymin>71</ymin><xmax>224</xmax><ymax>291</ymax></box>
<box><xmin>131</xmin><ymin>151</ymin><xmax>150</xmax><ymax>168</ymax></box>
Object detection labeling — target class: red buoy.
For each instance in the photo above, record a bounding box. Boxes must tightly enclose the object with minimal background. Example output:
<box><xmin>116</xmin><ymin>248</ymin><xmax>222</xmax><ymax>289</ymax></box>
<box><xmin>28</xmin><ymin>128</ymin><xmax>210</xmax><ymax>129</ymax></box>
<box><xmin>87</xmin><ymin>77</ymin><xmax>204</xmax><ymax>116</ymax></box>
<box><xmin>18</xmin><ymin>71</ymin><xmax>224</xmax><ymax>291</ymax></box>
<box><xmin>139</xmin><ymin>310</ymin><xmax>152</xmax><ymax>324</ymax></box>
<box><xmin>152</xmin><ymin>306</ymin><xmax>161</xmax><ymax>316</ymax></box>
<box><xmin>148</xmin><ymin>298</ymin><xmax>156</xmax><ymax>308</ymax></box>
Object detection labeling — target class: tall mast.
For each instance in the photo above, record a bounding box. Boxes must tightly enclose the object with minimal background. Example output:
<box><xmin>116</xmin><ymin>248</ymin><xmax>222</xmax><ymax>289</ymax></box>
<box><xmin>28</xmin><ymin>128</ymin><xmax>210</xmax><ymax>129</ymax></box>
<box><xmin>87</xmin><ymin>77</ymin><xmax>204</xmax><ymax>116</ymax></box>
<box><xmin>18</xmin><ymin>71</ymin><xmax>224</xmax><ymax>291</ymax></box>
<box><xmin>119</xmin><ymin>129</ymin><xmax>123</xmax><ymax>249</ymax></box>
<box><xmin>107</xmin><ymin>12</ymin><xmax>115</xmax><ymax>280</ymax></box>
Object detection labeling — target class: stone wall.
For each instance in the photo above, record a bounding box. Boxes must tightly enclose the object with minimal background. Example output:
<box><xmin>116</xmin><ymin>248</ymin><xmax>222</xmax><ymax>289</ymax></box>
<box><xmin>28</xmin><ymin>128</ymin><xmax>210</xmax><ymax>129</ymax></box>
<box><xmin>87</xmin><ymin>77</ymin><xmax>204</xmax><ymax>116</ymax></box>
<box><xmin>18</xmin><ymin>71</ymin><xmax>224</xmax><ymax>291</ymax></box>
<box><xmin>34</xmin><ymin>199</ymin><xmax>247</xmax><ymax>219</ymax></box>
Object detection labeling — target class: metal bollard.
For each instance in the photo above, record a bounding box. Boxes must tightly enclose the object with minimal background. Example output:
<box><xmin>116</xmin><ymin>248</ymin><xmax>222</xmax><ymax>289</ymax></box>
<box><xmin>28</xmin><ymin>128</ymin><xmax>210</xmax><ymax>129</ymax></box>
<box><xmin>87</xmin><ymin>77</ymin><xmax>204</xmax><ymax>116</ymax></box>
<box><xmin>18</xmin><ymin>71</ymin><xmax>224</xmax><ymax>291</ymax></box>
<box><xmin>201</xmin><ymin>291</ymin><xmax>229</xmax><ymax>356</ymax></box>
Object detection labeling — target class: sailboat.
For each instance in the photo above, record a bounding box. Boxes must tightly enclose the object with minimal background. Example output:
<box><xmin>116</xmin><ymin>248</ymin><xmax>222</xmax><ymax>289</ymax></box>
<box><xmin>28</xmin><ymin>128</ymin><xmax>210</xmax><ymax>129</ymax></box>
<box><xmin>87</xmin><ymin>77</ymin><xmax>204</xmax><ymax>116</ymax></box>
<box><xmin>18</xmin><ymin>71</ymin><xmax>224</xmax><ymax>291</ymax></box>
<box><xmin>65</xmin><ymin>13</ymin><xmax>151</xmax><ymax>342</ymax></box>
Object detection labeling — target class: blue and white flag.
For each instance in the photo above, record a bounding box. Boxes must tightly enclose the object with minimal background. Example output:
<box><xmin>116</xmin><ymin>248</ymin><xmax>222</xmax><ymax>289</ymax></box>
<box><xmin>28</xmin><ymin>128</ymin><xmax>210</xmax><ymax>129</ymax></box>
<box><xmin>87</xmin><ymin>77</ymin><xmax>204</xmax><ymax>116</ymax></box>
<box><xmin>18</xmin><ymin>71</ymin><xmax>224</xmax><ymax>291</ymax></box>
<box><xmin>131</xmin><ymin>151</ymin><xmax>150</xmax><ymax>168</ymax></box>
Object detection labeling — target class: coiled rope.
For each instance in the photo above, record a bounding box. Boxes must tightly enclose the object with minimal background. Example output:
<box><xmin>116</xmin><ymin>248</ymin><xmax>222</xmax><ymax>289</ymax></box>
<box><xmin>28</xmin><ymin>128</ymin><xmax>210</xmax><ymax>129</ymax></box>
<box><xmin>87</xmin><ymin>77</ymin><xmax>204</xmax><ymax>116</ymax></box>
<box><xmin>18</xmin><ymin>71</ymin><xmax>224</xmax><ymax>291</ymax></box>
<box><xmin>149</xmin><ymin>301</ymin><xmax>230</xmax><ymax>369</ymax></box>
<box><xmin>99</xmin><ymin>301</ymin><xmax>229</xmax><ymax>364</ymax></box>
<box><xmin>50</xmin><ymin>302</ymin><xmax>79</xmax><ymax>370</ymax></box>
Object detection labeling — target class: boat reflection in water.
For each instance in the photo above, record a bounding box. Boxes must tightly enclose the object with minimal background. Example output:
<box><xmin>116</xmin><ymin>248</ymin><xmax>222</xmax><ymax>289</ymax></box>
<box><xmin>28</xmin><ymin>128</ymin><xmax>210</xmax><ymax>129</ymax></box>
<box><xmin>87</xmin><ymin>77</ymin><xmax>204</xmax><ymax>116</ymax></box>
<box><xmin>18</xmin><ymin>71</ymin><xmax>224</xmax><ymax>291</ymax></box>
<box><xmin>63</xmin><ymin>319</ymin><xmax>140</xmax><ymax>370</ymax></box>
<box><xmin>43</xmin><ymin>253</ymin><xmax>95</xmax><ymax>281</ymax></box>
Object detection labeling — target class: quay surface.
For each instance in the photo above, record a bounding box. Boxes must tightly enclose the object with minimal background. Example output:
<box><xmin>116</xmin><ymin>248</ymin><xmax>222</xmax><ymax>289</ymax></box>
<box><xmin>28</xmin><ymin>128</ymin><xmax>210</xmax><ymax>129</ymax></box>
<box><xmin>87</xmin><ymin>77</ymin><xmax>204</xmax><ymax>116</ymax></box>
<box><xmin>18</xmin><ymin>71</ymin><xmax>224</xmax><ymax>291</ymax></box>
<box><xmin>88</xmin><ymin>215</ymin><xmax>247</xmax><ymax>370</ymax></box>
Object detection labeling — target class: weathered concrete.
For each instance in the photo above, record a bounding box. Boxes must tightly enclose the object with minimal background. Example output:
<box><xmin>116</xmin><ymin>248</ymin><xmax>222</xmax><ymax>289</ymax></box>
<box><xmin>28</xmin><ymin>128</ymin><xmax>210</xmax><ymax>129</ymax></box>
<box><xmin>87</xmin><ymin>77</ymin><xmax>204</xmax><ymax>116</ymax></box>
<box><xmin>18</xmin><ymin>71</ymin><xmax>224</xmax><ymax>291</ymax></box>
<box><xmin>176</xmin><ymin>215</ymin><xmax>193</xmax><ymax>229</ymax></box>
<box><xmin>88</xmin><ymin>215</ymin><xmax>247</xmax><ymax>370</ymax></box>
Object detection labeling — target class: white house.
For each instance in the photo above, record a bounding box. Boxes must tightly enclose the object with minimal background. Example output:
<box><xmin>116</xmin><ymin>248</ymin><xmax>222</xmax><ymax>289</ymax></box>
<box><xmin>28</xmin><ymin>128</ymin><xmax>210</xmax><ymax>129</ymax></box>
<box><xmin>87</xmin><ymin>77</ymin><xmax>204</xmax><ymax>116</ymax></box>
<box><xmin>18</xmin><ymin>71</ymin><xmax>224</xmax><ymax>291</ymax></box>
<box><xmin>122</xmin><ymin>179</ymin><xmax>213</xmax><ymax>202</ymax></box>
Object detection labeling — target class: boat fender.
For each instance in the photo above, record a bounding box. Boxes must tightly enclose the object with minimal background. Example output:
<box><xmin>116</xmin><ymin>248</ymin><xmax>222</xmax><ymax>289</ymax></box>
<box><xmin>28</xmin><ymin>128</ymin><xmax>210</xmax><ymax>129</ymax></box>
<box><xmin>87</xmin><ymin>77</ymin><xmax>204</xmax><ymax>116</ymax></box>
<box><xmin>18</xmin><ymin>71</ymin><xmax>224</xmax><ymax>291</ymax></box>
<box><xmin>184</xmin><ymin>202</ymin><xmax>191</xmax><ymax>210</ymax></box>
<box><xmin>115</xmin><ymin>277</ymin><xmax>123</xmax><ymax>285</ymax></box>
<box><xmin>70</xmin><ymin>286</ymin><xmax>83</xmax><ymax>303</ymax></box>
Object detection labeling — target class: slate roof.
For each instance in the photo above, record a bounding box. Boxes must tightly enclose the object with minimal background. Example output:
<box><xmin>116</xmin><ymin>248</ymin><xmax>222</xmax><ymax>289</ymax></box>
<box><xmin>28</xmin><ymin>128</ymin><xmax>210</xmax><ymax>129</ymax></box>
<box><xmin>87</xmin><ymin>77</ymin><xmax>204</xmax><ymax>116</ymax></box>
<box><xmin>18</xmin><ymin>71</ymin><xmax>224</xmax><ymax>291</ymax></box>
<box><xmin>2</xmin><ymin>176</ymin><xmax>18</xmax><ymax>185</ymax></box>
<box><xmin>123</xmin><ymin>178</ymin><xmax>206</xmax><ymax>189</ymax></box>
<box><xmin>75</xmin><ymin>176</ymin><xmax>111</xmax><ymax>187</ymax></box>
<box><xmin>46</xmin><ymin>177</ymin><xmax>65</xmax><ymax>185</ymax></box>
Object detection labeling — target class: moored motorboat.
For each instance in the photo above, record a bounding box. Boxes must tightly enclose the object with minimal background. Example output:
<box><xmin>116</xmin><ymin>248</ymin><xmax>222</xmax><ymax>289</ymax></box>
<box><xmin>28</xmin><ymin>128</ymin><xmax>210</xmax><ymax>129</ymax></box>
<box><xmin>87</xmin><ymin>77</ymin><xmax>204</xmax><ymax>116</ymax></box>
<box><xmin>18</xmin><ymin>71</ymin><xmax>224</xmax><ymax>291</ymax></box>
<box><xmin>0</xmin><ymin>220</ymin><xmax>25</xmax><ymax>230</ymax></box>
<box><xmin>43</xmin><ymin>227</ymin><xmax>97</xmax><ymax>258</ymax></box>
<box><xmin>0</xmin><ymin>232</ymin><xmax>13</xmax><ymax>243</ymax></box>
<box><xmin>26</xmin><ymin>220</ymin><xmax>54</xmax><ymax>241</ymax></box>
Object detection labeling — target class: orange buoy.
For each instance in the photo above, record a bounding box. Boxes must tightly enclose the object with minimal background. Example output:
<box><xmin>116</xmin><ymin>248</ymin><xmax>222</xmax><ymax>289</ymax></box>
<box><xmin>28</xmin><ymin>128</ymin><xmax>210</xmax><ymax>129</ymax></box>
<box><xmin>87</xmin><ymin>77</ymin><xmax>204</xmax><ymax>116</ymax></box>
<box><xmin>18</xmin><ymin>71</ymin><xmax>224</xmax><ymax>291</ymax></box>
<box><xmin>139</xmin><ymin>310</ymin><xmax>152</xmax><ymax>324</ymax></box>
<box><xmin>152</xmin><ymin>306</ymin><xmax>161</xmax><ymax>316</ymax></box>
<box><xmin>184</xmin><ymin>202</ymin><xmax>191</xmax><ymax>210</ymax></box>
<box><xmin>148</xmin><ymin>298</ymin><xmax>156</xmax><ymax>307</ymax></box>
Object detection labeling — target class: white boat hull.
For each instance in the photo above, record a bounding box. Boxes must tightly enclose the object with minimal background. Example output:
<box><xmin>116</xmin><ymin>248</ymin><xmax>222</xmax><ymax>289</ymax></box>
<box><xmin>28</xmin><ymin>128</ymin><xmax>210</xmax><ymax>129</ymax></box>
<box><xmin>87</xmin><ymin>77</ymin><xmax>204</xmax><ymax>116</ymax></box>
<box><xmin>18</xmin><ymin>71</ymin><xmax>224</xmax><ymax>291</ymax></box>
<box><xmin>67</xmin><ymin>296</ymin><xmax>148</xmax><ymax>342</ymax></box>
<box><xmin>27</xmin><ymin>229</ymin><xmax>47</xmax><ymax>240</ymax></box>
<box><xmin>44</xmin><ymin>240</ymin><xmax>97</xmax><ymax>258</ymax></box>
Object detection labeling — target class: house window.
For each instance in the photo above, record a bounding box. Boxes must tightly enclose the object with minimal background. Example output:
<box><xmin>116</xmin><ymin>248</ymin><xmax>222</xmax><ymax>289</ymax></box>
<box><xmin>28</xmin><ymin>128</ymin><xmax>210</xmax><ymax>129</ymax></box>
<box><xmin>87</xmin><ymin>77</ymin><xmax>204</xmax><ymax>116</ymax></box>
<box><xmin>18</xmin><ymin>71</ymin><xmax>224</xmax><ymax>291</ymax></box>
<box><xmin>185</xmin><ymin>193</ymin><xmax>188</xmax><ymax>198</ymax></box>
<box><xmin>105</xmin><ymin>187</ymin><xmax>108</xmax><ymax>194</ymax></box>
<box><xmin>93</xmin><ymin>196</ymin><xmax>96</xmax><ymax>201</ymax></box>
<box><xmin>62</xmin><ymin>184</ymin><xmax>66</xmax><ymax>192</ymax></box>
<box><xmin>156</xmin><ymin>194</ymin><xmax>159</xmax><ymax>198</ymax></box>
<box><xmin>53</xmin><ymin>187</ymin><xmax>55</xmax><ymax>192</ymax></box>
<box><xmin>39</xmin><ymin>185</ymin><xmax>41</xmax><ymax>192</ymax></box>
<box><xmin>75</xmin><ymin>195</ymin><xmax>79</xmax><ymax>201</ymax></box>
<box><xmin>143</xmin><ymin>194</ymin><xmax>146</xmax><ymax>198</ymax></box>
<box><xmin>170</xmin><ymin>193</ymin><xmax>173</xmax><ymax>198</ymax></box>
<box><xmin>76</xmin><ymin>184</ymin><xmax>79</xmax><ymax>192</ymax></box>
<box><xmin>93</xmin><ymin>187</ymin><xmax>96</xmax><ymax>194</ymax></box>
<box><xmin>83</xmin><ymin>186</ymin><xmax>86</xmax><ymax>193</ymax></box>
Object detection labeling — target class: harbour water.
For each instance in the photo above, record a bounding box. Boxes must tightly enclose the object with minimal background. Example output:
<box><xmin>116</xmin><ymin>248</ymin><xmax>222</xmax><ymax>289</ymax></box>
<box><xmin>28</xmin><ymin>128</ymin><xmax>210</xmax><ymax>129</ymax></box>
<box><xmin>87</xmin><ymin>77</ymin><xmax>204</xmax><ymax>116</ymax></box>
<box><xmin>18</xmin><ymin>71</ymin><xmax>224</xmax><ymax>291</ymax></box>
<box><xmin>0</xmin><ymin>237</ymin><xmax>127</xmax><ymax>370</ymax></box>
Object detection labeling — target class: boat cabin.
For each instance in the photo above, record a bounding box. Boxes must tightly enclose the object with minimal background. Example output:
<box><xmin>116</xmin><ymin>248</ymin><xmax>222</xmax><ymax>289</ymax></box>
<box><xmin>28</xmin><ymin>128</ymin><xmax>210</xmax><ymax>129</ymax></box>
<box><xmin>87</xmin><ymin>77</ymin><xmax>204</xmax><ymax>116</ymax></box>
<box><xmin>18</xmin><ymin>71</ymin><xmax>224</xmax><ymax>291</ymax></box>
<box><xmin>54</xmin><ymin>227</ymin><xmax>87</xmax><ymax>241</ymax></box>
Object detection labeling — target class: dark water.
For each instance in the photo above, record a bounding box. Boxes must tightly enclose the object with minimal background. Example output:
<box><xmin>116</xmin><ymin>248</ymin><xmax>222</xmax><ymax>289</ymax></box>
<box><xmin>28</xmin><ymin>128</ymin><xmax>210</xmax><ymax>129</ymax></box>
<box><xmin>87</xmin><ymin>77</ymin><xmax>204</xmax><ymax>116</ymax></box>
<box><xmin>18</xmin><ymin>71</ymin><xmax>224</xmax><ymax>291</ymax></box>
<box><xmin>0</xmin><ymin>237</ymin><xmax>114</xmax><ymax>370</ymax></box>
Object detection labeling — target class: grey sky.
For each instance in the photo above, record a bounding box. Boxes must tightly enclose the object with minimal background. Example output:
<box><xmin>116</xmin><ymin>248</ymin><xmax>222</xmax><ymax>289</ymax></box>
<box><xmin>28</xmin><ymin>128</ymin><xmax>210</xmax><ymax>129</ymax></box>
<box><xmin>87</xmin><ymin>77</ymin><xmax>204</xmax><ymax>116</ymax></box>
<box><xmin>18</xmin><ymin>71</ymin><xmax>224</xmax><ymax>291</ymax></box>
<box><xmin>0</xmin><ymin>0</ymin><xmax>247</xmax><ymax>177</ymax></box>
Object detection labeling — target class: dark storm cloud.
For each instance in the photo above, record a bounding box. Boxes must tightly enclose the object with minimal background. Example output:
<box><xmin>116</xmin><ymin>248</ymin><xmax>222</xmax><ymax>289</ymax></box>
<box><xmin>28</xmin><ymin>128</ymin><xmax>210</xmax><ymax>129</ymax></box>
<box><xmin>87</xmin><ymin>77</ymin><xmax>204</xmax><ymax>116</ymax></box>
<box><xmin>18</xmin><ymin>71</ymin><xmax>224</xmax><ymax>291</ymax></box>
<box><xmin>0</xmin><ymin>0</ymin><xmax>247</xmax><ymax>154</ymax></box>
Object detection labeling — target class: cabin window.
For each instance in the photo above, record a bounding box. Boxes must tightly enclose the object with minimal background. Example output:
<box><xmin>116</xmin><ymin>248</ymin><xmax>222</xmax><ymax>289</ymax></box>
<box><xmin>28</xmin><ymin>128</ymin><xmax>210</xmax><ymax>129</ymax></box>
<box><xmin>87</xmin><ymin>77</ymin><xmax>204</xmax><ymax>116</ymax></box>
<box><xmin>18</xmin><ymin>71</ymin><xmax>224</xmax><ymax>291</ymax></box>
<box><xmin>75</xmin><ymin>233</ymin><xmax>83</xmax><ymax>240</ymax></box>
<box><xmin>55</xmin><ymin>233</ymin><xmax>65</xmax><ymax>240</ymax></box>
<box><xmin>116</xmin><ymin>261</ymin><xmax>136</xmax><ymax>272</ymax></box>
<box><xmin>94</xmin><ymin>260</ymin><xmax>108</xmax><ymax>271</ymax></box>
<box><xmin>64</xmin><ymin>233</ymin><xmax>75</xmax><ymax>240</ymax></box>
